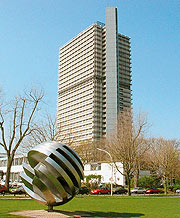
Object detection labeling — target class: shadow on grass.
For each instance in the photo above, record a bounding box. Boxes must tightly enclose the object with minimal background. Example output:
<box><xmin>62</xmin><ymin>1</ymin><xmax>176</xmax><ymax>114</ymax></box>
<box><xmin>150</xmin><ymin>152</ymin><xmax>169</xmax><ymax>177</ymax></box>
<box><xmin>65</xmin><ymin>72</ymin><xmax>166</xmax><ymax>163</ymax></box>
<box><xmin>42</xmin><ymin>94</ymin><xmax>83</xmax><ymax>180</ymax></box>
<box><xmin>52</xmin><ymin>210</ymin><xmax>145</xmax><ymax>217</ymax></box>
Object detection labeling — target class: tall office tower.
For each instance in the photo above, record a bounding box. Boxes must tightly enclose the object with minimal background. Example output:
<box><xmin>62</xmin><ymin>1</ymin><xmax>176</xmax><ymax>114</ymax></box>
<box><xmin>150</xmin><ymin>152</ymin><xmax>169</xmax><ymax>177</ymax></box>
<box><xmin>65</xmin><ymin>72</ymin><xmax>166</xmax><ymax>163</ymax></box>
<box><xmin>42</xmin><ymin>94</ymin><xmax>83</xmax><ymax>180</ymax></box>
<box><xmin>57</xmin><ymin>7</ymin><xmax>132</xmax><ymax>144</ymax></box>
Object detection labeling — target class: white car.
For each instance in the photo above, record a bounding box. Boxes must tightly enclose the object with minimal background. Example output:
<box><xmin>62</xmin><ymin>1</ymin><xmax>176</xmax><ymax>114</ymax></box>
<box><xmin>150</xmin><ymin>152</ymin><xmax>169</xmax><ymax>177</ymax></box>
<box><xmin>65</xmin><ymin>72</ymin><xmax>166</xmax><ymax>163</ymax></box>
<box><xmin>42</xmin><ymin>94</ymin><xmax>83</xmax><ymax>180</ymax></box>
<box><xmin>11</xmin><ymin>181</ymin><xmax>23</xmax><ymax>188</ymax></box>
<box><xmin>176</xmin><ymin>189</ymin><xmax>180</xmax><ymax>193</ymax></box>
<box><xmin>0</xmin><ymin>180</ymin><xmax>5</xmax><ymax>185</ymax></box>
<box><xmin>11</xmin><ymin>186</ymin><xmax>25</xmax><ymax>195</ymax></box>
<box><xmin>131</xmin><ymin>187</ymin><xmax>146</xmax><ymax>194</ymax></box>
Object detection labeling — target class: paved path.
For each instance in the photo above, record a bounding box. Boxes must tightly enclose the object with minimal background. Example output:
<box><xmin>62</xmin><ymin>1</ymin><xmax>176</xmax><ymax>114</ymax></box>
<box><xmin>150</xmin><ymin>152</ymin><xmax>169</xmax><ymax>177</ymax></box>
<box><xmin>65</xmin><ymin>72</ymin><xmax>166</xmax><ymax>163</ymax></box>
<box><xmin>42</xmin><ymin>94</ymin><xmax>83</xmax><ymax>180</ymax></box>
<box><xmin>10</xmin><ymin>210</ymin><xmax>89</xmax><ymax>218</ymax></box>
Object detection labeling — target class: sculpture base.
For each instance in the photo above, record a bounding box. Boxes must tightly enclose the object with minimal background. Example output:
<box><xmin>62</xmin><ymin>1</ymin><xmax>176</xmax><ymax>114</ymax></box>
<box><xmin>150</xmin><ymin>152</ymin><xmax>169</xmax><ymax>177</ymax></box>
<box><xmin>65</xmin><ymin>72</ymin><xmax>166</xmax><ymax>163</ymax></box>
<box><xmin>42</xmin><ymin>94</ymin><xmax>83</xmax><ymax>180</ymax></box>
<box><xmin>10</xmin><ymin>210</ymin><xmax>90</xmax><ymax>218</ymax></box>
<box><xmin>48</xmin><ymin>205</ymin><xmax>54</xmax><ymax>212</ymax></box>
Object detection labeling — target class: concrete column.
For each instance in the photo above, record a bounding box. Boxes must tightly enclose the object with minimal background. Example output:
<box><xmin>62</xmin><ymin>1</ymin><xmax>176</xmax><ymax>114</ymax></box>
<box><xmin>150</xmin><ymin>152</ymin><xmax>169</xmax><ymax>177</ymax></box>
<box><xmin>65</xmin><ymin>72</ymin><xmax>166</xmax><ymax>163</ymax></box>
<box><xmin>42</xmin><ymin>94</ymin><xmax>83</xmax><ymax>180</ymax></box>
<box><xmin>105</xmin><ymin>7</ymin><xmax>118</xmax><ymax>135</ymax></box>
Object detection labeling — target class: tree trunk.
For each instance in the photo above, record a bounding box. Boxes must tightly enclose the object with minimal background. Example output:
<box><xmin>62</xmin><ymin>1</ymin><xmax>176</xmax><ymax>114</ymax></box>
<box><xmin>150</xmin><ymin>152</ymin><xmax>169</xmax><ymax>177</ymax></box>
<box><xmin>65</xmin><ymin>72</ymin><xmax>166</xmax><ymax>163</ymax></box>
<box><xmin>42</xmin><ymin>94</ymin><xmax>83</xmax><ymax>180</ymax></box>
<box><xmin>164</xmin><ymin>176</ymin><xmax>167</xmax><ymax>195</ymax></box>
<box><xmin>126</xmin><ymin>175</ymin><xmax>131</xmax><ymax>196</ymax></box>
<box><xmin>134</xmin><ymin>168</ymin><xmax>139</xmax><ymax>188</ymax></box>
<box><xmin>5</xmin><ymin>156</ymin><xmax>13</xmax><ymax>191</ymax></box>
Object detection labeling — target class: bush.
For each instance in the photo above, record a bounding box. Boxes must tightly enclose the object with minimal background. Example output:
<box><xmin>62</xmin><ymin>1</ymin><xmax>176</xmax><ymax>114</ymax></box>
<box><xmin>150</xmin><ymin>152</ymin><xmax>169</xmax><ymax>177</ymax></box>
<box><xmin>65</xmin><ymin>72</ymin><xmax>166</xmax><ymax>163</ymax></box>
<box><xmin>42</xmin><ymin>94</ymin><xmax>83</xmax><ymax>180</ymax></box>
<box><xmin>85</xmin><ymin>174</ymin><xmax>102</xmax><ymax>189</ymax></box>
<box><xmin>170</xmin><ymin>183</ymin><xmax>180</xmax><ymax>192</ymax></box>
<box><xmin>138</xmin><ymin>176</ymin><xmax>161</xmax><ymax>189</ymax></box>
<box><xmin>130</xmin><ymin>177</ymin><xmax>135</xmax><ymax>188</ymax></box>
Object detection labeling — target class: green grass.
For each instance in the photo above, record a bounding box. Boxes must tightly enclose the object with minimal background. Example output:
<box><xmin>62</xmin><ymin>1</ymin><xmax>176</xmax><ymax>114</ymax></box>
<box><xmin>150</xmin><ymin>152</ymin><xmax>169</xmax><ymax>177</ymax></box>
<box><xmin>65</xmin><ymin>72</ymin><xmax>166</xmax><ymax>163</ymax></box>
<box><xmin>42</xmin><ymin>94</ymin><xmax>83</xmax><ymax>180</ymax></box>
<box><xmin>0</xmin><ymin>196</ymin><xmax>180</xmax><ymax>217</ymax></box>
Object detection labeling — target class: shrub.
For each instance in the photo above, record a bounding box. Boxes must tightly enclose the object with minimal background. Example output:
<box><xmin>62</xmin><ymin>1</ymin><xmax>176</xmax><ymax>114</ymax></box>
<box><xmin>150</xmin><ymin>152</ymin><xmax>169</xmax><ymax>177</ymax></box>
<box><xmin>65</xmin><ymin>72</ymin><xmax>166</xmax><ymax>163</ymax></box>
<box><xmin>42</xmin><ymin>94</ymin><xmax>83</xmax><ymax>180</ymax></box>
<box><xmin>130</xmin><ymin>177</ymin><xmax>135</xmax><ymax>188</ymax></box>
<box><xmin>85</xmin><ymin>174</ymin><xmax>102</xmax><ymax>189</ymax></box>
<box><xmin>138</xmin><ymin>176</ymin><xmax>161</xmax><ymax>189</ymax></box>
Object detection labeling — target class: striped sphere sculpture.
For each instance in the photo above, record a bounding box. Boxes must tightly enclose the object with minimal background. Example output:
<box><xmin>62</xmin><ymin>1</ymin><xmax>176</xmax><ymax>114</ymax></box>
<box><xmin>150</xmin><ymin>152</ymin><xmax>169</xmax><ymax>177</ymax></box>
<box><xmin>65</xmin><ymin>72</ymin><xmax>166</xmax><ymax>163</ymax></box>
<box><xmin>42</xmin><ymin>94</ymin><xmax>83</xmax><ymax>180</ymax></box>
<box><xmin>20</xmin><ymin>141</ymin><xmax>84</xmax><ymax>209</ymax></box>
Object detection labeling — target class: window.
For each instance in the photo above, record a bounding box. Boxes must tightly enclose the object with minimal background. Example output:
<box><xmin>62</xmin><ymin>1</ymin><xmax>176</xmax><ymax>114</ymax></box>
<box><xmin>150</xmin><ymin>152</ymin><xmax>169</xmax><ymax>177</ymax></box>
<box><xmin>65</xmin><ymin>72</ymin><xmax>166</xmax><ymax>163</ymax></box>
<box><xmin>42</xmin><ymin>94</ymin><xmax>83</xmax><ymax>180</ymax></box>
<box><xmin>90</xmin><ymin>163</ymin><xmax>101</xmax><ymax>171</ymax></box>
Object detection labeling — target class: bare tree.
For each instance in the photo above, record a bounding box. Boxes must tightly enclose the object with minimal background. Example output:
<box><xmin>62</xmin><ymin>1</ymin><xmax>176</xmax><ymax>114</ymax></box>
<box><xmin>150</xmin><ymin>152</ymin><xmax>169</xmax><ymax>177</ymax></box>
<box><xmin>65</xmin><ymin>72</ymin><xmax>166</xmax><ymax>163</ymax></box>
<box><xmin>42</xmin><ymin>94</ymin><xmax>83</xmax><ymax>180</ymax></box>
<box><xmin>72</xmin><ymin>140</ymin><xmax>94</xmax><ymax>164</ymax></box>
<box><xmin>133</xmin><ymin>137</ymin><xmax>152</xmax><ymax>188</ymax></box>
<box><xmin>19</xmin><ymin>114</ymin><xmax>75</xmax><ymax>154</ymax></box>
<box><xmin>107</xmin><ymin>110</ymin><xmax>150</xmax><ymax>195</ymax></box>
<box><xmin>72</xmin><ymin>139</ymin><xmax>106</xmax><ymax>164</ymax></box>
<box><xmin>32</xmin><ymin>114</ymin><xmax>58</xmax><ymax>142</ymax></box>
<box><xmin>0</xmin><ymin>89</ymin><xmax>44</xmax><ymax>190</ymax></box>
<box><xmin>147</xmin><ymin>138</ymin><xmax>180</xmax><ymax>194</ymax></box>
<box><xmin>20</xmin><ymin>114</ymin><xmax>58</xmax><ymax>153</ymax></box>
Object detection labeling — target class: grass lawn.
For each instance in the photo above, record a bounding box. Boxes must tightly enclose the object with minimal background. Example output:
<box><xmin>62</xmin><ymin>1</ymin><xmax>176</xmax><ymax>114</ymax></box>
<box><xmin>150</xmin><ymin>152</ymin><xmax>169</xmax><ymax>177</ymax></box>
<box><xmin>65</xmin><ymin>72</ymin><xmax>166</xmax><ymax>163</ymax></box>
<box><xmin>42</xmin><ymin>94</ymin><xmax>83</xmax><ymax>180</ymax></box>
<box><xmin>0</xmin><ymin>196</ymin><xmax>180</xmax><ymax>218</ymax></box>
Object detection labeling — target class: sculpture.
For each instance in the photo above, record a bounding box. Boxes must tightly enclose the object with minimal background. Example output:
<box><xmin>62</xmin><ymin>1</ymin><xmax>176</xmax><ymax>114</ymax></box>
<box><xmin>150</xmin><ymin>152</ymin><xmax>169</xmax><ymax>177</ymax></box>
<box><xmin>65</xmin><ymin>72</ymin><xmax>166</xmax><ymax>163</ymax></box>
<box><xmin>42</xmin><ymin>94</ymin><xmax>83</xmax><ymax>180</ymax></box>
<box><xmin>20</xmin><ymin>141</ymin><xmax>84</xmax><ymax>211</ymax></box>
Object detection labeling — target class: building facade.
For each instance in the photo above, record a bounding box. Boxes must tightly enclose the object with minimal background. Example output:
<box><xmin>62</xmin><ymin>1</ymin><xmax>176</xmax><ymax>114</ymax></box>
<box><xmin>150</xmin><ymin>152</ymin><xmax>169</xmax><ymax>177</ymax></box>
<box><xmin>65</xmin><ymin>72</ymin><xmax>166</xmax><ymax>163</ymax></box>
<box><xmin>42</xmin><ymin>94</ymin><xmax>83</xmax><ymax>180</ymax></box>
<box><xmin>84</xmin><ymin>162</ymin><xmax>125</xmax><ymax>186</ymax></box>
<box><xmin>0</xmin><ymin>156</ymin><xmax>128</xmax><ymax>186</ymax></box>
<box><xmin>57</xmin><ymin>7</ymin><xmax>132</xmax><ymax>144</ymax></box>
<box><xmin>0</xmin><ymin>156</ymin><xmax>28</xmax><ymax>182</ymax></box>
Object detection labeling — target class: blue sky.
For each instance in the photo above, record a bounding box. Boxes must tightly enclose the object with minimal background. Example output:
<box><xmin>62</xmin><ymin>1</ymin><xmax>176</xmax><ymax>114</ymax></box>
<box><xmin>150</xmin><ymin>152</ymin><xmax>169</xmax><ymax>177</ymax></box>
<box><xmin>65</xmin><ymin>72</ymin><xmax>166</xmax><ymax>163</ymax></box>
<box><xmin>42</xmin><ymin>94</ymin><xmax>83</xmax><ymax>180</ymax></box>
<box><xmin>0</xmin><ymin>0</ymin><xmax>179</xmax><ymax>140</ymax></box>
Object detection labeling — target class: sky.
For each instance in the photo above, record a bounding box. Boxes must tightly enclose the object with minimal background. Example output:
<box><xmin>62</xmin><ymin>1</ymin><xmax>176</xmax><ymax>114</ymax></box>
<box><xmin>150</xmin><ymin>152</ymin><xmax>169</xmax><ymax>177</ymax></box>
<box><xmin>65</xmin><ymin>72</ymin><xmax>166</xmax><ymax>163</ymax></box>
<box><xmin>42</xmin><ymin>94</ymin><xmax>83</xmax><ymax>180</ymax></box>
<box><xmin>0</xmin><ymin>0</ymin><xmax>179</xmax><ymax>140</ymax></box>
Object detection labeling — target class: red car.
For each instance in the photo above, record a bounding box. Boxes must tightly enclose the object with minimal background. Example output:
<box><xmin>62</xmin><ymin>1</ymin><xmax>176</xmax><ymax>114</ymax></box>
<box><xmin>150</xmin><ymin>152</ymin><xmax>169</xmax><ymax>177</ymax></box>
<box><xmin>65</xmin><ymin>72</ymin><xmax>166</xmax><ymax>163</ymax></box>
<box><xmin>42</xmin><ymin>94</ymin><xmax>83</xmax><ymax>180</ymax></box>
<box><xmin>146</xmin><ymin>189</ymin><xmax>163</xmax><ymax>194</ymax></box>
<box><xmin>0</xmin><ymin>185</ymin><xmax>7</xmax><ymax>194</ymax></box>
<box><xmin>91</xmin><ymin>187</ymin><xmax>111</xmax><ymax>195</ymax></box>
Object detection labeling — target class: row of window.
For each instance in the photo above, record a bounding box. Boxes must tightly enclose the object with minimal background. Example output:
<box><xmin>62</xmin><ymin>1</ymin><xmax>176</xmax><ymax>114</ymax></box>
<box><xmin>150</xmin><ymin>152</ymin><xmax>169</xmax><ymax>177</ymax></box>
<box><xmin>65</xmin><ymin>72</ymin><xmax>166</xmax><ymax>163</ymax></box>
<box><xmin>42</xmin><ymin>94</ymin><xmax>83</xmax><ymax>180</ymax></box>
<box><xmin>60</xmin><ymin>43</ymin><xmax>95</xmax><ymax>68</ymax></box>
<box><xmin>60</xmin><ymin>55</ymin><xmax>94</xmax><ymax>76</ymax></box>
<box><xmin>0</xmin><ymin>157</ymin><xmax>28</xmax><ymax>167</ymax></box>
<box><xmin>58</xmin><ymin>93</ymin><xmax>94</xmax><ymax>111</ymax></box>
<box><xmin>58</xmin><ymin>104</ymin><xmax>93</xmax><ymax>118</ymax></box>
<box><xmin>59</xmin><ymin>99</ymin><xmax>93</xmax><ymax>114</ymax></box>
<box><xmin>60</xmin><ymin>32</ymin><xmax>94</xmax><ymax>57</ymax></box>
<box><xmin>58</xmin><ymin>111</ymin><xmax>93</xmax><ymax>127</ymax></box>
<box><xmin>58</xmin><ymin>117</ymin><xmax>93</xmax><ymax>129</ymax></box>
<box><xmin>60</xmin><ymin>24</ymin><xmax>97</xmax><ymax>54</ymax></box>
<box><xmin>59</xmin><ymin>63</ymin><xmax>94</xmax><ymax>81</ymax></box>
<box><xmin>90</xmin><ymin>163</ymin><xmax>101</xmax><ymax>171</ymax></box>
<box><xmin>59</xmin><ymin>72</ymin><xmax>94</xmax><ymax>89</ymax></box>
<box><xmin>59</xmin><ymin>77</ymin><xmax>94</xmax><ymax>96</ymax></box>
<box><xmin>59</xmin><ymin>78</ymin><xmax>93</xmax><ymax>96</ymax></box>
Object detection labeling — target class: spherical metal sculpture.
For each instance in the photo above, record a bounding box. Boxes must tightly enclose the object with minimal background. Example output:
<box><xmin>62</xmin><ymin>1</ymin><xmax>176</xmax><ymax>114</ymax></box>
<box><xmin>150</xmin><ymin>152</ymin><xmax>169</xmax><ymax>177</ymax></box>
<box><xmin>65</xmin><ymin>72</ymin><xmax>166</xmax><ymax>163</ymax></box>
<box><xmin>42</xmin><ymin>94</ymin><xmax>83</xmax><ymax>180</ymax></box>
<box><xmin>20</xmin><ymin>141</ymin><xmax>84</xmax><ymax>210</ymax></box>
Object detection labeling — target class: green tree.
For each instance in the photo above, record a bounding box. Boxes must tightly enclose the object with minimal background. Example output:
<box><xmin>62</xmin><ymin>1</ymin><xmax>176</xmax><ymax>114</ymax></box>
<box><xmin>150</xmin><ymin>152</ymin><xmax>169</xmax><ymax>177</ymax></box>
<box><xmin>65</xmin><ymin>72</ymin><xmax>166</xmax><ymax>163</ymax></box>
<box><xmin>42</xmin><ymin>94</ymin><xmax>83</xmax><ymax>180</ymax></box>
<box><xmin>138</xmin><ymin>176</ymin><xmax>161</xmax><ymax>189</ymax></box>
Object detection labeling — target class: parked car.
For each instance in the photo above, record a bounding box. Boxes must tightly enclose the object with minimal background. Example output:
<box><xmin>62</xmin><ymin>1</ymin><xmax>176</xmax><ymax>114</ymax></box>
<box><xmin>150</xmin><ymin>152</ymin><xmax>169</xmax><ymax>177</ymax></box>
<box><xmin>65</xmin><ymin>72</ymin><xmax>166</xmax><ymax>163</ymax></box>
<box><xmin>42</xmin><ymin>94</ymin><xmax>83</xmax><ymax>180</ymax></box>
<box><xmin>91</xmin><ymin>187</ymin><xmax>111</xmax><ymax>195</ymax></box>
<box><xmin>0</xmin><ymin>180</ymin><xmax>5</xmax><ymax>185</ymax></box>
<box><xmin>11</xmin><ymin>186</ymin><xmax>25</xmax><ymax>195</ymax></box>
<box><xmin>11</xmin><ymin>180</ymin><xmax>23</xmax><ymax>188</ymax></box>
<box><xmin>0</xmin><ymin>185</ymin><xmax>7</xmax><ymax>194</ymax></box>
<box><xmin>113</xmin><ymin>187</ymin><xmax>127</xmax><ymax>195</ymax></box>
<box><xmin>131</xmin><ymin>187</ymin><xmax>146</xmax><ymax>194</ymax></box>
<box><xmin>146</xmin><ymin>188</ymin><xmax>164</xmax><ymax>194</ymax></box>
<box><xmin>176</xmin><ymin>189</ymin><xmax>180</xmax><ymax>193</ymax></box>
<box><xmin>78</xmin><ymin>186</ymin><xmax>89</xmax><ymax>195</ymax></box>
<box><xmin>1</xmin><ymin>180</ymin><xmax>13</xmax><ymax>188</ymax></box>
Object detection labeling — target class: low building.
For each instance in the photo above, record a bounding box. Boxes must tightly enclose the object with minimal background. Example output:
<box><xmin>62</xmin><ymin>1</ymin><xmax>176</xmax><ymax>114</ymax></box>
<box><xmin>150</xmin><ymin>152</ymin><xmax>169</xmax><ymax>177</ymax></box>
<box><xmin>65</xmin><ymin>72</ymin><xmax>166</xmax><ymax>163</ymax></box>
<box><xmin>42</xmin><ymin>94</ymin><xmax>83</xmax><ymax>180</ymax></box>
<box><xmin>0</xmin><ymin>155</ymin><xmax>28</xmax><ymax>182</ymax></box>
<box><xmin>0</xmin><ymin>155</ymin><xmax>124</xmax><ymax>185</ymax></box>
<box><xmin>0</xmin><ymin>155</ymin><xmax>149</xmax><ymax>186</ymax></box>
<box><xmin>84</xmin><ymin>162</ymin><xmax>125</xmax><ymax>186</ymax></box>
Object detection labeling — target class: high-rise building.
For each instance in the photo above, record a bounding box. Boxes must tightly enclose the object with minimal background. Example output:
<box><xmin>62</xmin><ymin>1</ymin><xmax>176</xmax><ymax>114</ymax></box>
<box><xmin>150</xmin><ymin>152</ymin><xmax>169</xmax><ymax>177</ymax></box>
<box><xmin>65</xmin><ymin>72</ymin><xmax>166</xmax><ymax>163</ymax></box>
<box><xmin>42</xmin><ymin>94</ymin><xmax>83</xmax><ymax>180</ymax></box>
<box><xmin>57</xmin><ymin>7</ymin><xmax>132</xmax><ymax>144</ymax></box>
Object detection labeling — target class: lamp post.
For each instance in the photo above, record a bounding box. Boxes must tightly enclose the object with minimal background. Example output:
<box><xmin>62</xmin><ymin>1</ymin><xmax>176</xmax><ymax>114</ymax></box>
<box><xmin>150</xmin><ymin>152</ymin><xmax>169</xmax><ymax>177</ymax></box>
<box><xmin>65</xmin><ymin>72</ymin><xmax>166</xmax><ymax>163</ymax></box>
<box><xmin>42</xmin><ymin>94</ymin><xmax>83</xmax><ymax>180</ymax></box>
<box><xmin>97</xmin><ymin>148</ymin><xmax>113</xmax><ymax>196</ymax></box>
